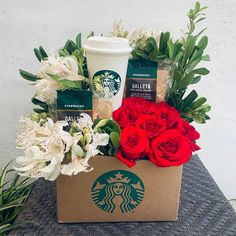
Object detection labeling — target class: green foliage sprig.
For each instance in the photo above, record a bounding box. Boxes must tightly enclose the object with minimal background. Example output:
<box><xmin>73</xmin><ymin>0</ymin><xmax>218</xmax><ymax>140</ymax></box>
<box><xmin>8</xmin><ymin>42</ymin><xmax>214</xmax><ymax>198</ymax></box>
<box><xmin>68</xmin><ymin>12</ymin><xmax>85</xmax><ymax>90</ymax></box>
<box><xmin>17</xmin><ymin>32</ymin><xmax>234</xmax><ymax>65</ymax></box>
<box><xmin>0</xmin><ymin>162</ymin><xmax>35</xmax><ymax>235</ymax></box>
<box><xmin>167</xmin><ymin>2</ymin><xmax>211</xmax><ymax>123</ymax></box>
<box><xmin>93</xmin><ymin>119</ymin><xmax>120</xmax><ymax>156</ymax></box>
<box><xmin>131</xmin><ymin>2</ymin><xmax>211</xmax><ymax>124</ymax></box>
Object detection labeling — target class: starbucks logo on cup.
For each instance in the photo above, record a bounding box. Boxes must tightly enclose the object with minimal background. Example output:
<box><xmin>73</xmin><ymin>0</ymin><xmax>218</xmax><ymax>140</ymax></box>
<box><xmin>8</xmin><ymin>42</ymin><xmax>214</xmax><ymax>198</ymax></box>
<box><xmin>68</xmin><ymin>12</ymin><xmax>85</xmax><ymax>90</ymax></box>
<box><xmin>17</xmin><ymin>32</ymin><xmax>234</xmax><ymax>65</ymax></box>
<box><xmin>93</xmin><ymin>70</ymin><xmax>121</xmax><ymax>98</ymax></box>
<box><xmin>91</xmin><ymin>170</ymin><xmax>145</xmax><ymax>214</ymax></box>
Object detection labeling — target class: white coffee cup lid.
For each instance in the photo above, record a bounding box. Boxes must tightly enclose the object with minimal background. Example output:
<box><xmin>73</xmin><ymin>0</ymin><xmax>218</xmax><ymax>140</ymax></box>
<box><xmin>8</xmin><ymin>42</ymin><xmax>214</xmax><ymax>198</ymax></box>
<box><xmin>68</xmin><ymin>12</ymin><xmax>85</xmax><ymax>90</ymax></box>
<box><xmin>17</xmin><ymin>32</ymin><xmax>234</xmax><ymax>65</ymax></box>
<box><xmin>83</xmin><ymin>36</ymin><xmax>132</xmax><ymax>54</ymax></box>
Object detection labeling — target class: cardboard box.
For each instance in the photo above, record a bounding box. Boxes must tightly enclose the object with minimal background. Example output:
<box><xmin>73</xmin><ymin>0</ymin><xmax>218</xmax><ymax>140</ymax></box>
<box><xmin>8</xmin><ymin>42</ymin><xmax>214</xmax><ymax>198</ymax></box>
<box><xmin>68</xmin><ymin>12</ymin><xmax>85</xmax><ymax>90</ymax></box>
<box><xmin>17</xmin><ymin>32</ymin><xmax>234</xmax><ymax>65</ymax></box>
<box><xmin>56</xmin><ymin>155</ymin><xmax>182</xmax><ymax>223</ymax></box>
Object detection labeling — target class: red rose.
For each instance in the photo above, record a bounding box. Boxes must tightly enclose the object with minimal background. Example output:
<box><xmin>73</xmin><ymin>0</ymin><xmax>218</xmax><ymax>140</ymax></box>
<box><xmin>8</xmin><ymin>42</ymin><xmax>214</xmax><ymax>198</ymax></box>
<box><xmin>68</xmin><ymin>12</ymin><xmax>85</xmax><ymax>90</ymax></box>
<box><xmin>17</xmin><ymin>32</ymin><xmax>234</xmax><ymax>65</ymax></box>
<box><xmin>135</xmin><ymin>114</ymin><xmax>166</xmax><ymax>139</ymax></box>
<box><xmin>113</xmin><ymin>106</ymin><xmax>138</xmax><ymax>128</ymax></box>
<box><xmin>177</xmin><ymin>118</ymin><xmax>200</xmax><ymax>140</ymax></box>
<box><xmin>155</xmin><ymin>102</ymin><xmax>180</xmax><ymax>128</ymax></box>
<box><xmin>149</xmin><ymin>129</ymin><xmax>193</xmax><ymax>167</ymax></box>
<box><xmin>117</xmin><ymin>126</ymin><xmax>149</xmax><ymax>167</ymax></box>
<box><xmin>122</xmin><ymin>97</ymin><xmax>151</xmax><ymax>114</ymax></box>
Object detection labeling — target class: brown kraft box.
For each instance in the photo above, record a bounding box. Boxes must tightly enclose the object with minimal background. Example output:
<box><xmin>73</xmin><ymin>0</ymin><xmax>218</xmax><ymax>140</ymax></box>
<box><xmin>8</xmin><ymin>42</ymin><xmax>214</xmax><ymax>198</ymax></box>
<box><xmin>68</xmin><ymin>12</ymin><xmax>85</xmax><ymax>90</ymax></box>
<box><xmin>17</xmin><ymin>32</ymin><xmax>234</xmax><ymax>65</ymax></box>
<box><xmin>56</xmin><ymin>155</ymin><xmax>182</xmax><ymax>223</ymax></box>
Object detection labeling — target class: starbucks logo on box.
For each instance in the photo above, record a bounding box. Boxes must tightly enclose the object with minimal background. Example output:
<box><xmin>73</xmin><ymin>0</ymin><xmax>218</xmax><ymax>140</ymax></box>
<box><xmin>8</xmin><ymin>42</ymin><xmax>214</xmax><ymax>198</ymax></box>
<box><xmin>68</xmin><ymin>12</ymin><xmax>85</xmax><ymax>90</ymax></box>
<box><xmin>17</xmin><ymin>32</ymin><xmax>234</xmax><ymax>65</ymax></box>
<box><xmin>93</xmin><ymin>70</ymin><xmax>121</xmax><ymax>98</ymax></box>
<box><xmin>91</xmin><ymin>170</ymin><xmax>145</xmax><ymax>214</ymax></box>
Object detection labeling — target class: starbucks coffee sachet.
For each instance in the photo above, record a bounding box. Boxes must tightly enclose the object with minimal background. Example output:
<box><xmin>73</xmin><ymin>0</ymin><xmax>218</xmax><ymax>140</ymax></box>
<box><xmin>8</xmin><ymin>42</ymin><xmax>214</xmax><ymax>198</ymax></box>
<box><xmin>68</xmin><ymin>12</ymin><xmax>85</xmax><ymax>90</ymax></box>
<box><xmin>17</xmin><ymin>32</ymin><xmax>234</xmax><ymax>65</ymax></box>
<box><xmin>57</xmin><ymin>90</ymin><xmax>92</xmax><ymax>125</ymax></box>
<box><xmin>125</xmin><ymin>59</ymin><xmax>171</xmax><ymax>103</ymax></box>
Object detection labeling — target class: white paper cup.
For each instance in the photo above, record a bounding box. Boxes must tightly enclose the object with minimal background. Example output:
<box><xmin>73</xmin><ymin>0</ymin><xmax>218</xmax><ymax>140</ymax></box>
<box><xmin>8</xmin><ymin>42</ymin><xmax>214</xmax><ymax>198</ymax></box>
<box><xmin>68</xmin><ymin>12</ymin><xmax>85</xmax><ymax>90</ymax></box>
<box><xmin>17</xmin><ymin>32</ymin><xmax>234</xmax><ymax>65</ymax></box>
<box><xmin>84</xmin><ymin>36</ymin><xmax>132</xmax><ymax>111</ymax></box>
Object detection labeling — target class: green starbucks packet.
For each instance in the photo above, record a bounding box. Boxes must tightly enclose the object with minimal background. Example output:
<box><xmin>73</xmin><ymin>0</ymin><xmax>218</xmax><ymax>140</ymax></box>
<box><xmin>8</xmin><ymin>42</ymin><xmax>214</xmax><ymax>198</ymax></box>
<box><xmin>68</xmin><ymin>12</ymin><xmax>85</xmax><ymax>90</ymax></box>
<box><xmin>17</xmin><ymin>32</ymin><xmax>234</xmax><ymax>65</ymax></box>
<box><xmin>125</xmin><ymin>59</ymin><xmax>171</xmax><ymax>103</ymax></box>
<box><xmin>57</xmin><ymin>90</ymin><xmax>92</xmax><ymax>125</ymax></box>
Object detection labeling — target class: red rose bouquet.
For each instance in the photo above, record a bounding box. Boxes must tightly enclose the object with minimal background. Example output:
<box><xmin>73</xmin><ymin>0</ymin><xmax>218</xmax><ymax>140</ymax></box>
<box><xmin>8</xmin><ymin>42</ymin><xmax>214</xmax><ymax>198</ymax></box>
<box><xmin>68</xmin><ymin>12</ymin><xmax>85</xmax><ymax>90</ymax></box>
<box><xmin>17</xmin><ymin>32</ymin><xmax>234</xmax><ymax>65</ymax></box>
<box><xmin>113</xmin><ymin>97</ymin><xmax>200</xmax><ymax>167</ymax></box>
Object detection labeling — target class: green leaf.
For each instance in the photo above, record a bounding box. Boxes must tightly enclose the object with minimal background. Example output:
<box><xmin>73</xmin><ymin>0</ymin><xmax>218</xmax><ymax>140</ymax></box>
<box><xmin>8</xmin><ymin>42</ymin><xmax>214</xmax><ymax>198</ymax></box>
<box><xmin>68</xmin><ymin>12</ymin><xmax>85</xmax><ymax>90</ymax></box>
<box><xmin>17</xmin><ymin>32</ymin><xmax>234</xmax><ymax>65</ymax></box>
<box><xmin>64</xmin><ymin>40</ymin><xmax>78</xmax><ymax>55</ymax></box>
<box><xmin>192</xmin><ymin>114</ymin><xmax>206</xmax><ymax>124</ymax></box>
<box><xmin>179</xmin><ymin>73</ymin><xmax>194</xmax><ymax>89</ymax></box>
<box><xmin>167</xmin><ymin>40</ymin><xmax>174</xmax><ymax>59</ymax></box>
<box><xmin>196</xmin><ymin>17</ymin><xmax>206</xmax><ymax>23</ymax></box>
<box><xmin>192</xmin><ymin>67</ymin><xmax>209</xmax><ymax>75</ymax></box>
<box><xmin>47</xmin><ymin>73</ymin><xmax>61</xmax><ymax>81</ymax></box>
<box><xmin>187</xmin><ymin>56</ymin><xmax>202</xmax><ymax>71</ymax></box>
<box><xmin>182</xmin><ymin>90</ymin><xmax>198</xmax><ymax>108</ymax></box>
<box><xmin>39</xmin><ymin>46</ymin><xmax>48</xmax><ymax>58</ymax></box>
<box><xmin>31</xmin><ymin>97</ymin><xmax>48</xmax><ymax>111</ymax></box>
<box><xmin>159</xmin><ymin>32</ymin><xmax>170</xmax><ymax>54</ymax></box>
<box><xmin>94</xmin><ymin>119</ymin><xmax>109</xmax><ymax>131</ymax></box>
<box><xmin>184</xmin><ymin>36</ymin><xmax>196</xmax><ymax>61</ymax></box>
<box><xmin>33</xmin><ymin>48</ymin><xmax>42</xmax><ymax>61</ymax></box>
<box><xmin>204</xmin><ymin>114</ymin><xmax>211</xmax><ymax>120</ymax></box>
<box><xmin>191</xmin><ymin>76</ymin><xmax>201</xmax><ymax>84</ymax></box>
<box><xmin>194</xmin><ymin>28</ymin><xmax>207</xmax><ymax>39</ymax></box>
<box><xmin>110</xmin><ymin>132</ymin><xmax>120</xmax><ymax>148</ymax></box>
<box><xmin>191</xmin><ymin>97</ymin><xmax>207</xmax><ymax>109</ymax></box>
<box><xmin>76</xmin><ymin>33</ymin><xmax>82</xmax><ymax>49</ymax></box>
<box><xmin>59</xmin><ymin>80</ymin><xmax>82</xmax><ymax>90</ymax></box>
<box><xmin>198</xmin><ymin>36</ymin><xmax>208</xmax><ymax>50</ymax></box>
<box><xmin>202</xmin><ymin>54</ymin><xmax>210</xmax><ymax>61</ymax></box>
<box><xmin>195</xmin><ymin>104</ymin><xmax>211</xmax><ymax>112</ymax></box>
<box><xmin>19</xmin><ymin>69</ymin><xmax>39</xmax><ymax>82</ymax></box>
<box><xmin>145</xmin><ymin>37</ymin><xmax>158</xmax><ymax>59</ymax></box>
<box><xmin>171</xmin><ymin>69</ymin><xmax>183</xmax><ymax>91</ymax></box>
<box><xmin>33</xmin><ymin>108</ymin><xmax>46</xmax><ymax>113</ymax></box>
<box><xmin>58</xmin><ymin>48</ymin><xmax>70</xmax><ymax>57</ymax></box>
<box><xmin>195</xmin><ymin>2</ymin><xmax>200</xmax><ymax>11</ymax></box>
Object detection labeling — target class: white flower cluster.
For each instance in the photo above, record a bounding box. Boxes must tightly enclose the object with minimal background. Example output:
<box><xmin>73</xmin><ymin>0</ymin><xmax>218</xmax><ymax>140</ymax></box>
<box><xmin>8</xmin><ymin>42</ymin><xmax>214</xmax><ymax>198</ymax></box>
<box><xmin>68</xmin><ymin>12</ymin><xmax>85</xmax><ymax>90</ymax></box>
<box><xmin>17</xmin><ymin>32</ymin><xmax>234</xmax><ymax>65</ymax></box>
<box><xmin>35</xmin><ymin>55</ymin><xmax>84</xmax><ymax>104</ymax></box>
<box><xmin>112</xmin><ymin>20</ymin><xmax>160</xmax><ymax>48</ymax></box>
<box><xmin>14</xmin><ymin>114</ymin><xmax>109</xmax><ymax>181</ymax></box>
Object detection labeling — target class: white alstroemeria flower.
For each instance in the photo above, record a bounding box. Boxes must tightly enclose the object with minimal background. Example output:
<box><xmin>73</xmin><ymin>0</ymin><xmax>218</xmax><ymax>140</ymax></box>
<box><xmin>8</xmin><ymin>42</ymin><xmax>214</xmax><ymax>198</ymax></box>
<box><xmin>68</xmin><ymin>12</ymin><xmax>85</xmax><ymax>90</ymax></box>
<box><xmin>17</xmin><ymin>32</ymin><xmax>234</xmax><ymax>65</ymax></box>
<box><xmin>112</xmin><ymin>20</ymin><xmax>128</xmax><ymax>38</ymax></box>
<box><xmin>14</xmin><ymin>146</ymin><xmax>48</xmax><ymax>179</ymax></box>
<box><xmin>15</xmin><ymin>118</ymin><xmax>75</xmax><ymax>181</ymax></box>
<box><xmin>34</xmin><ymin>119</ymin><xmax>73</xmax><ymax>158</ymax></box>
<box><xmin>61</xmin><ymin>132</ymin><xmax>89</xmax><ymax>176</ymax></box>
<box><xmin>61</xmin><ymin>156</ymin><xmax>92</xmax><ymax>176</ymax></box>
<box><xmin>77</xmin><ymin>113</ymin><xmax>93</xmax><ymax>130</ymax></box>
<box><xmin>84</xmin><ymin>133</ymin><xmax>109</xmax><ymax>161</ymax></box>
<box><xmin>127</xmin><ymin>29</ymin><xmax>160</xmax><ymax>48</ymax></box>
<box><xmin>71</xmin><ymin>132</ymin><xmax>84</xmax><ymax>159</ymax></box>
<box><xmin>35</xmin><ymin>79</ymin><xmax>59</xmax><ymax>104</ymax></box>
<box><xmin>40</xmin><ymin>156</ymin><xmax>62</xmax><ymax>181</ymax></box>
<box><xmin>93</xmin><ymin>132</ymin><xmax>109</xmax><ymax>146</ymax></box>
<box><xmin>38</xmin><ymin>55</ymin><xmax>84</xmax><ymax>81</ymax></box>
<box><xmin>16</xmin><ymin>117</ymin><xmax>40</xmax><ymax>149</ymax></box>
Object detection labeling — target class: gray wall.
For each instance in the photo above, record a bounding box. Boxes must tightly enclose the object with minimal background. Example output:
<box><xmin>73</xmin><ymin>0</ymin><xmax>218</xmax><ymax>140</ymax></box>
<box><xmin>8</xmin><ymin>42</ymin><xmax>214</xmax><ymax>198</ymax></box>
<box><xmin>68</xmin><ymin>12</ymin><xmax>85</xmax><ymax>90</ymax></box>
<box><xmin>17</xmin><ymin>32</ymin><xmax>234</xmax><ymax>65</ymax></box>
<box><xmin>0</xmin><ymin>0</ymin><xmax>235</xmax><ymax>199</ymax></box>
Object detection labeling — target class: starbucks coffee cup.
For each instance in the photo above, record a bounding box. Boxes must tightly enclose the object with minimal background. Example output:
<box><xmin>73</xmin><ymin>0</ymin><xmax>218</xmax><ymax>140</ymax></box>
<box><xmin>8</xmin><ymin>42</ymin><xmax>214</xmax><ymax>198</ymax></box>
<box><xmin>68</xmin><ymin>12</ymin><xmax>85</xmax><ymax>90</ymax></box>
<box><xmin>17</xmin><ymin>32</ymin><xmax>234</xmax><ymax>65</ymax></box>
<box><xmin>84</xmin><ymin>36</ymin><xmax>132</xmax><ymax>111</ymax></box>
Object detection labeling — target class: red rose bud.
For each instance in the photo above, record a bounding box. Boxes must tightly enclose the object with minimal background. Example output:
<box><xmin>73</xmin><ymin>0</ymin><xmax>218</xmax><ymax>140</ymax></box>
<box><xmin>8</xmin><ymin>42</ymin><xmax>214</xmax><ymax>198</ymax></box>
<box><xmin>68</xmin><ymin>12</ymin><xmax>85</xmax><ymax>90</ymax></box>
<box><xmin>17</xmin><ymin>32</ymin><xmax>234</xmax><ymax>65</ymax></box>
<box><xmin>117</xmin><ymin>126</ymin><xmax>149</xmax><ymax>167</ymax></box>
<box><xmin>135</xmin><ymin>114</ymin><xmax>166</xmax><ymax>139</ymax></box>
<box><xmin>149</xmin><ymin>129</ymin><xmax>195</xmax><ymax>167</ymax></box>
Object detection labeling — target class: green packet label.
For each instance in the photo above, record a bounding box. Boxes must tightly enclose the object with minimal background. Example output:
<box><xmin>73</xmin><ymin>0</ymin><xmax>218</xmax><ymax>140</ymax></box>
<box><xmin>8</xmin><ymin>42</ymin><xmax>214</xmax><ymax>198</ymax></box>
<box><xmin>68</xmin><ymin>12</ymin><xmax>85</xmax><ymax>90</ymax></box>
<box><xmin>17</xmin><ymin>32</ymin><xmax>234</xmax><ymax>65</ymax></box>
<box><xmin>57</xmin><ymin>90</ymin><xmax>92</xmax><ymax>124</ymax></box>
<box><xmin>126</xmin><ymin>59</ymin><xmax>158</xmax><ymax>102</ymax></box>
